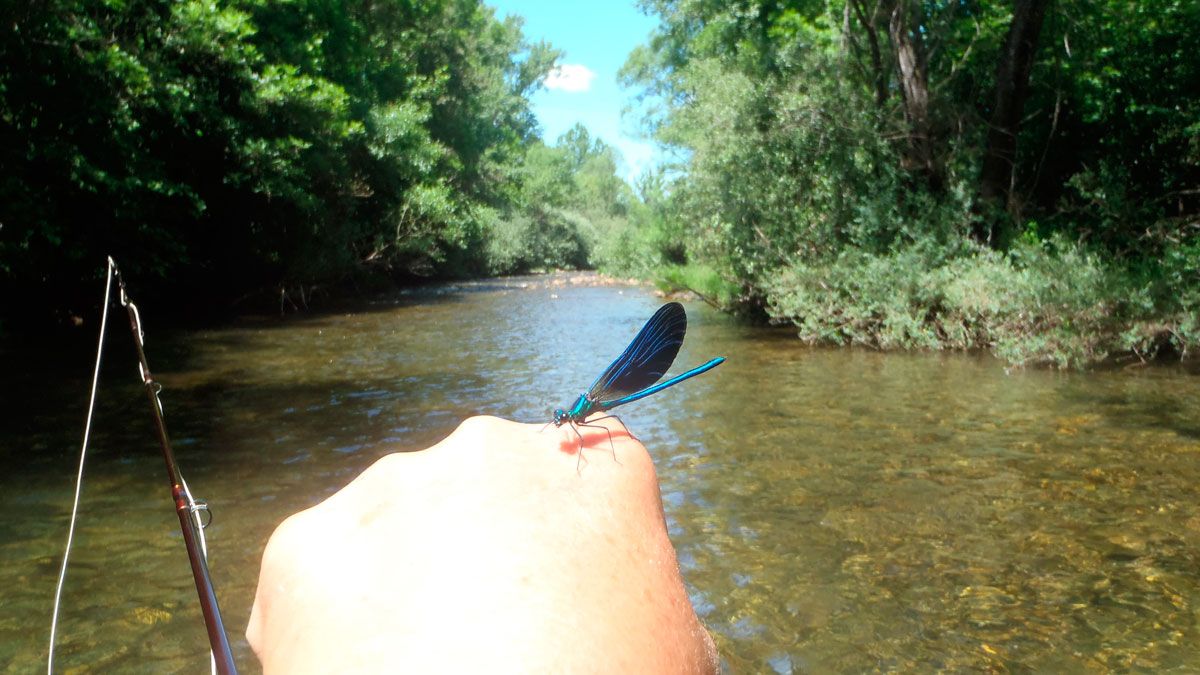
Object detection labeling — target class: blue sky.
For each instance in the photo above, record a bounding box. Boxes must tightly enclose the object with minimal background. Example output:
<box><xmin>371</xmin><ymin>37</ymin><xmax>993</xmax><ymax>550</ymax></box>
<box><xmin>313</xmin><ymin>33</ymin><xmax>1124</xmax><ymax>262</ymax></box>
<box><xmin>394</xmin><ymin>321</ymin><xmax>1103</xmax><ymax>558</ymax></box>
<box><xmin>486</xmin><ymin>1</ymin><xmax>662</xmax><ymax>183</ymax></box>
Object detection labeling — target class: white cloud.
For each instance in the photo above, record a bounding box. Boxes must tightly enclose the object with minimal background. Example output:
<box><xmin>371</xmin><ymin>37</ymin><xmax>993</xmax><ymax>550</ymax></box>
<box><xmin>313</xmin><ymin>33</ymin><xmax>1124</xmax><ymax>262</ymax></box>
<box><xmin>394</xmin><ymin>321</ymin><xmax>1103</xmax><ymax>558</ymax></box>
<box><xmin>543</xmin><ymin>64</ymin><xmax>595</xmax><ymax>93</ymax></box>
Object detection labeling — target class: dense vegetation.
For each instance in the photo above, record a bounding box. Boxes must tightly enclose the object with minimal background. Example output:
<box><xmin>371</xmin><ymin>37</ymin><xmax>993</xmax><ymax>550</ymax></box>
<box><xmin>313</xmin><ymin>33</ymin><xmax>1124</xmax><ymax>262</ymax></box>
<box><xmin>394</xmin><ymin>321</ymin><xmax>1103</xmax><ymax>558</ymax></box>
<box><xmin>613</xmin><ymin>0</ymin><xmax>1199</xmax><ymax>366</ymax></box>
<box><xmin>1</xmin><ymin>0</ymin><xmax>626</xmax><ymax>323</ymax></box>
<box><xmin>3</xmin><ymin>0</ymin><xmax>1196</xmax><ymax>366</ymax></box>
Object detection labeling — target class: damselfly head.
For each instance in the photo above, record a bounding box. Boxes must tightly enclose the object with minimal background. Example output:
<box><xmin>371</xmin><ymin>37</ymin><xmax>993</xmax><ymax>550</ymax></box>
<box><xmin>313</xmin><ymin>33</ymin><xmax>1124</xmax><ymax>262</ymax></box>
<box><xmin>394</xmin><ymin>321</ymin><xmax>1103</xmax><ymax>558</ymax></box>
<box><xmin>552</xmin><ymin>408</ymin><xmax>569</xmax><ymax>426</ymax></box>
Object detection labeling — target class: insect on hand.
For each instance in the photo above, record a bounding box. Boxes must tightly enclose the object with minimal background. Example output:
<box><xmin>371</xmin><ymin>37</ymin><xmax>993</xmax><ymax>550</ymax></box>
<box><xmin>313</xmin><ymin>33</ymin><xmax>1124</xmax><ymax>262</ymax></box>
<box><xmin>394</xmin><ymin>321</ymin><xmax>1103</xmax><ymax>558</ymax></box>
<box><xmin>547</xmin><ymin>302</ymin><xmax>725</xmax><ymax>470</ymax></box>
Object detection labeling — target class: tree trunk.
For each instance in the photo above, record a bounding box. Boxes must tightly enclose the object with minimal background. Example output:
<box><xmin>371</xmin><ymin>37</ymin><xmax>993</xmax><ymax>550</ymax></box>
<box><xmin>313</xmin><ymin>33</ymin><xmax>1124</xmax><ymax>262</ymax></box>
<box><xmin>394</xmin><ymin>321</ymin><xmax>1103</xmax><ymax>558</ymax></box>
<box><xmin>976</xmin><ymin>0</ymin><xmax>1052</xmax><ymax>243</ymax></box>
<box><xmin>887</xmin><ymin>0</ymin><xmax>940</xmax><ymax>190</ymax></box>
<box><xmin>847</xmin><ymin>0</ymin><xmax>888</xmax><ymax>108</ymax></box>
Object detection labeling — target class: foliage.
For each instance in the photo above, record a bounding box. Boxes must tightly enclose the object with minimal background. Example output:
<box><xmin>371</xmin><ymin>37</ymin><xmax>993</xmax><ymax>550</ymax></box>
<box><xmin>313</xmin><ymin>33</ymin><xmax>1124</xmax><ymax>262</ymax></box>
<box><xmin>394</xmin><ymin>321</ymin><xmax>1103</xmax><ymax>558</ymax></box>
<box><xmin>482</xmin><ymin>208</ymin><xmax>588</xmax><ymax>275</ymax></box>
<box><xmin>493</xmin><ymin>124</ymin><xmax>639</xmax><ymax>274</ymax></box>
<box><xmin>613</xmin><ymin>0</ymin><xmax>1199</xmax><ymax>366</ymax></box>
<box><xmin>3</xmin><ymin>0</ymin><xmax>1195</xmax><ymax>369</ymax></box>
<box><xmin>765</xmin><ymin>236</ymin><xmax>1197</xmax><ymax>368</ymax></box>
<box><xmin>0</xmin><ymin>0</ymin><xmax>561</xmax><ymax>319</ymax></box>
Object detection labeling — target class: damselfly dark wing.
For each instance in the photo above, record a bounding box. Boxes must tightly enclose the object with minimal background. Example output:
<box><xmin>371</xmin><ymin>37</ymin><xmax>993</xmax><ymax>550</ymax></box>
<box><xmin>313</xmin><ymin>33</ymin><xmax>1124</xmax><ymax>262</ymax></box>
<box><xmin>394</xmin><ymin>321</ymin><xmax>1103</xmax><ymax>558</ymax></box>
<box><xmin>585</xmin><ymin>302</ymin><xmax>687</xmax><ymax>403</ymax></box>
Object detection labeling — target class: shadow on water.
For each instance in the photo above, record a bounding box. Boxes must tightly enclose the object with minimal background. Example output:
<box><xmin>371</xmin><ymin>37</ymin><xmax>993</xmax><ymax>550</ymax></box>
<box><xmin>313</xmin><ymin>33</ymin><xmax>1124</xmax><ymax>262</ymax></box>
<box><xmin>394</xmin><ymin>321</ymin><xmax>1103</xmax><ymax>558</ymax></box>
<box><xmin>2</xmin><ymin>274</ymin><xmax>1199</xmax><ymax>672</ymax></box>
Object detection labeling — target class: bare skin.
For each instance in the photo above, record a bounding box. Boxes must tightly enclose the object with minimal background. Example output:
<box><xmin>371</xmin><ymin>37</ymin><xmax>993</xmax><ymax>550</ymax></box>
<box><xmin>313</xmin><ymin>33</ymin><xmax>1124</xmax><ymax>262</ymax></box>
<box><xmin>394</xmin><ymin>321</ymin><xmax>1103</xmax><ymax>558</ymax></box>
<box><xmin>246</xmin><ymin>416</ymin><xmax>718</xmax><ymax>673</ymax></box>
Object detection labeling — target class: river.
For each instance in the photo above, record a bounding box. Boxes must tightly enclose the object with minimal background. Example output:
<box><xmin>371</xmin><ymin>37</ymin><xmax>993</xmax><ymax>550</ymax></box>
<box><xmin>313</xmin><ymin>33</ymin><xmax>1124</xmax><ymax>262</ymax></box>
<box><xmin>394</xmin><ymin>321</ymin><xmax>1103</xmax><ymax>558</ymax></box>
<box><xmin>2</xmin><ymin>274</ymin><xmax>1199</xmax><ymax>672</ymax></box>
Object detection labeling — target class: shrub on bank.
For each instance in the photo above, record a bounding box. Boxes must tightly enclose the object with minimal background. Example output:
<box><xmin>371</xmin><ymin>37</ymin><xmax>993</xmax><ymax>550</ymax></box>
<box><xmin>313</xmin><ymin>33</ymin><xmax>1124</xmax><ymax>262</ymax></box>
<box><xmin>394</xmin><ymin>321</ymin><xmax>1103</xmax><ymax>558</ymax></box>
<box><xmin>761</xmin><ymin>237</ymin><xmax>1197</xmax><ymax>368</ymax></box>
<box><xmin>483</xmin><ymin>209</ymin><xmax>589</xmax><ymax>275</ymax></box>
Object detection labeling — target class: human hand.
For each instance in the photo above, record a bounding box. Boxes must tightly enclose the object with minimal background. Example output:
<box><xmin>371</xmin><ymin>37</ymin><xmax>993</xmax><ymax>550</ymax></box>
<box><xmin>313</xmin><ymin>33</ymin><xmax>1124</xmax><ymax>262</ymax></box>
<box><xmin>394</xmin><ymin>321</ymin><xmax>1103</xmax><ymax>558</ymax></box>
<box><xmin>246</xmin><ymin>416</ymin><xmax>717</xmax><ymax>673</ymax></box>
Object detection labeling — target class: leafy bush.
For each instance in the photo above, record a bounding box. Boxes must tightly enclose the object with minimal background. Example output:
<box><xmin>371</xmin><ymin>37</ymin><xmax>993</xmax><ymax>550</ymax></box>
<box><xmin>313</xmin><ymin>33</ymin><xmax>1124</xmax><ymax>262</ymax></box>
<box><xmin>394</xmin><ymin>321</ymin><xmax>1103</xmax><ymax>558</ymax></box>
<box><xmin>483</xmin><ymin>209</ymin><xmax>589</xmax><ymax>275</ymax></box>
<box><xmin>765</xmin><ymin>236</ymin><xmax>1196</xmax><ymax>368</ymax></box>
<box><xmin>656</xmin><ymin>264</ymin><xmax>742</xmax><ymax>309</ymax></box>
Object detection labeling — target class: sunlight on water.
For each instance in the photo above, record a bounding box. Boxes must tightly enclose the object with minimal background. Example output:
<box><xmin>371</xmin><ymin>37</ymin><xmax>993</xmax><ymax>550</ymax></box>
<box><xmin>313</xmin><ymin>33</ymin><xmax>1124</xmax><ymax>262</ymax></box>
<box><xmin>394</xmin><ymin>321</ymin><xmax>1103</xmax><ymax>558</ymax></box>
<box><xmin>2</xmin><ymin>274</ymin><xmax>1198</xmax><ymax>671</ymax></box>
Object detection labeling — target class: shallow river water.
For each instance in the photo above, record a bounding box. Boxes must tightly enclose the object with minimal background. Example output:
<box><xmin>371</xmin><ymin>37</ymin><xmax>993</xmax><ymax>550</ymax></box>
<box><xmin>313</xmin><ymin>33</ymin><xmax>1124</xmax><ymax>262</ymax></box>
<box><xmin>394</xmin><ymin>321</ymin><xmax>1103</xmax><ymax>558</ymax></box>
<box><xmin>2</xmin><ymin>275</ymin><xmax>1199</xmax><ymax>672</ymax></box>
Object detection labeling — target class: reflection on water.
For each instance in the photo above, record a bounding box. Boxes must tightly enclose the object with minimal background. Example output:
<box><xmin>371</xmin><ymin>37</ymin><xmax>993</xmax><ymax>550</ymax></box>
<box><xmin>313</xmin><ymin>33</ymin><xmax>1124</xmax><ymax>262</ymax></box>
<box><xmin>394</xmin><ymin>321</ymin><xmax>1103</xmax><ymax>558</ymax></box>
<box><xmin>2</xmin><ymin>274</ymin><xmax>1198</xmax><ymax>672</ymax></box>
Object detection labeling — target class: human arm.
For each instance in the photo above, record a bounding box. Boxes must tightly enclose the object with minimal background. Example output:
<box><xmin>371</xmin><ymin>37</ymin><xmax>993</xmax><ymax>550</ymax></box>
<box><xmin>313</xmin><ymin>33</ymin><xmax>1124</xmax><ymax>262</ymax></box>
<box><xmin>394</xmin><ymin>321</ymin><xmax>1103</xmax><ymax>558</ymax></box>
<box><xmin>245</xmin><ymin>415</ymin><xmax>718</xmax><ymax>673</ymax></box>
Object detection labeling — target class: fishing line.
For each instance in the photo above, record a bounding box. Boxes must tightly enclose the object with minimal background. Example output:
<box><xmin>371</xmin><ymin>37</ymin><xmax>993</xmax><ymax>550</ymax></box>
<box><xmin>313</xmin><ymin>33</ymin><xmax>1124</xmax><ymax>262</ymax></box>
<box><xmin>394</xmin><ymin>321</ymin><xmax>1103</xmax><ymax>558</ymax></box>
<box><xmin>47</xmin><ymin>258</ymin><xmax>115</xmax><ymax>674</ymax></box>
<box><xmin>47</xmin><ymin>257</ymin><xmax>228</xmax><ymax>675</ymax></box>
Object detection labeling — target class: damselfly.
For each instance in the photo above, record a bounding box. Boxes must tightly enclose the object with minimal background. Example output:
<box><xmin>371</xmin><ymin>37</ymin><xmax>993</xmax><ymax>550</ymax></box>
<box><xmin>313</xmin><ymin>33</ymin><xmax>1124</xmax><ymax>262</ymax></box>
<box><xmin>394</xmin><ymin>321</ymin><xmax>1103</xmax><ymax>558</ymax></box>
<box><xmin>549</xmin><ymin>302</ymin><xmax>724</xmax><ymax>467</ymax></box>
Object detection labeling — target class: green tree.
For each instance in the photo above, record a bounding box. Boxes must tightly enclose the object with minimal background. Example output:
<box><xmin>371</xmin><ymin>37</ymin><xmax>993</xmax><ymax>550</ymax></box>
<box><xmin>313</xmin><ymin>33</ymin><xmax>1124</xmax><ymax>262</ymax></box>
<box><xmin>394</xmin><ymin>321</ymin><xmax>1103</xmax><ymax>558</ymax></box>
<box><xmin>486</xmin><ymin>123</ymin><xmax>638</xmax><ymax>275</ymax></box>
<box><xmin>0</xmin><ymin>0</ymin><xmax>559</xmax><ymax>323</ymax></box>
<box><xmin>618</xmin><ymin>0</ymin><xmax>1199</xmax><ymax>364</ymax></box>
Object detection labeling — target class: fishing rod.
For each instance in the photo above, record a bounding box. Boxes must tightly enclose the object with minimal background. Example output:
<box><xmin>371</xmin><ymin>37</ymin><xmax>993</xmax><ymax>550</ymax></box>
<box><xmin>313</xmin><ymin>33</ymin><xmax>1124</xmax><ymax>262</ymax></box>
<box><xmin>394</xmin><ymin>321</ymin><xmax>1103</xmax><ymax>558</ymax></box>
<box><xmin>48</xmin><ymin>258</ymin><xmax>237</xmax><ymax>674</ymax></box>
<box><xmin>114</xmin><ymin>260</ymin><xmax>238</xmax><ymax>674</ymax></box>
